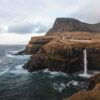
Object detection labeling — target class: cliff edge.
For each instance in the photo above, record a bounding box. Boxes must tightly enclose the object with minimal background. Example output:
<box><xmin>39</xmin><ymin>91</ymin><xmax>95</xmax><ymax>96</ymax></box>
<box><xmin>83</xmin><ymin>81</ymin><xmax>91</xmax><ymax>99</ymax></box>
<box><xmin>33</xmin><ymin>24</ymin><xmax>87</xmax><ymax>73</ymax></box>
<box><xmin>20</xmin><ymin>18</ymin><xmax>100</xmax><ymax>74</ymax></box>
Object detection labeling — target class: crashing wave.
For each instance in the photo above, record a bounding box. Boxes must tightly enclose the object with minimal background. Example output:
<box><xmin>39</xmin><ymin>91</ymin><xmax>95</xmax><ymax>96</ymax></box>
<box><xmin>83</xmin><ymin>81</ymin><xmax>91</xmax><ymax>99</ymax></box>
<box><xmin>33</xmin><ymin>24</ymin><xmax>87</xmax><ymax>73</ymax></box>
<box><xmin>43</xmin><ymin>69</ymin><xmax>68</xmax><ymax>77</ymax></box>
<box><xmin>6</xmin><ymin>54</ymin><xmax>31</xmax><ymax>59</ymax></box>
<box><xmin>8</xmin><ymin>64</ymin><xmax>29</xmax><ymax>74</ymax></box>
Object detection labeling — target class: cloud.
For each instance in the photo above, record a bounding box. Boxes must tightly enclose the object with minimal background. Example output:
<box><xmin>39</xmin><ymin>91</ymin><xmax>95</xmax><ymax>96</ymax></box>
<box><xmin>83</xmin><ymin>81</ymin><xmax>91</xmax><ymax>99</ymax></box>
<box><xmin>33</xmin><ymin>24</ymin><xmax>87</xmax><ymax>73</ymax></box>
<box><xmin>0</xmin><ymin>0</ymin><xmax>87</xmax><ymax>25</ymax></box>
<box><xmin>42</xmin><ymin>0</ymin><xmax>85</xmax><ymax>15</ymax></box>
<box><xmin>8</xmin><ymin>23</ymin><xmax>48</xmax><ymax>34</ymax></box>
<box><xmin>0</xmin><ymin>33</ymin><xmax>46</xmax><ymax>45</ymax></box>
<box><xmin>0</xmin><ymin>0</ymin><xmax>99</xmax><ymax>26</ymax></box>
<box><xmin>0</xmin><ymin>24</ymin><xmax>8</xmax><ymax>33</ymax></box>
<box><xmin>0</xmin><ymin>0</ymin><xmax>100</xmax><ymax>44</ymax></box>
<box><xmin>73</xmin><ymin>0</ymin><xmax>100</xmax><ymax>23</ymax></box>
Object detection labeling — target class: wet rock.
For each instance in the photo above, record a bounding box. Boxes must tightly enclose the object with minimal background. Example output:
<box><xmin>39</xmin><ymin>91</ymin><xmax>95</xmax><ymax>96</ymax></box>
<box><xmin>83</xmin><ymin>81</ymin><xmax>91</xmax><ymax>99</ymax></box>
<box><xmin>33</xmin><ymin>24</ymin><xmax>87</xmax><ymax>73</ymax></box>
<box><xmin>65</xmin><ymin>73</ymin><xmax>100</xmax><ymax>100</ymax></box>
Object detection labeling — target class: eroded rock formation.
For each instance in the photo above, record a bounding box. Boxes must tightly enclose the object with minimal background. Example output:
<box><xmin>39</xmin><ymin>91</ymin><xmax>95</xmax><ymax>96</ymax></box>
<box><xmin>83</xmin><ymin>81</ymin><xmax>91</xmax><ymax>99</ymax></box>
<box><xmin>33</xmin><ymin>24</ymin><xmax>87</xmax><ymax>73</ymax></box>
<box><xmin>18</xmin><ymin>18</ymin><xmax>100</xmax><ymax>74</ymax></box>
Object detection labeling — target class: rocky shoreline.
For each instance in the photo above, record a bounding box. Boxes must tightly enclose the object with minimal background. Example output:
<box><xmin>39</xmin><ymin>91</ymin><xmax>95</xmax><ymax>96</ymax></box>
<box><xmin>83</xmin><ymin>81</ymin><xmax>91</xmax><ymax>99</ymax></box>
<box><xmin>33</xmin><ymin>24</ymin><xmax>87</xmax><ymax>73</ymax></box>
<box><xmin>18</xmin><ymin>18</ymin><xmax>100</xmax><ymax>74</ymax></box>
<box><xmin>17</xmin><ymin>18</ymin><xmax>100</xmax><ymax>100</ymax></box>
<box><xmin>66</xmin><ymin>73</ymin><xmax>100</xmax><ymax>100</ymax></box>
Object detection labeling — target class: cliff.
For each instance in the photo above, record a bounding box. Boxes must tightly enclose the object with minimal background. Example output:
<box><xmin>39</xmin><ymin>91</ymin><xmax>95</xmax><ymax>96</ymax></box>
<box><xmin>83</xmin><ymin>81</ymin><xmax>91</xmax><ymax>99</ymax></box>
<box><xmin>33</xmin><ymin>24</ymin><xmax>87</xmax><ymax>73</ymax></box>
<box><xmin>19</xmin><ymin>36</ymin><xmax>55</xmax><ymax>55</ymax></box>
<box><xmin>16</xmin><ymin>17</ymin><xmax>100</xmax><ymax>100</ymax></box>
<box><xmin>23</xmin><ymin>35</ymin><xmax>100</xmax><ymax>73</ymax></box>
<box><xmin>21</xmin><ymin>18</ymin><xmax>100</xmax><ymax>74</ymax></box>
<box><xmin>19</xmin><ymin>18</ymin><xmax>100</xmax><ymax>55</ymax></box>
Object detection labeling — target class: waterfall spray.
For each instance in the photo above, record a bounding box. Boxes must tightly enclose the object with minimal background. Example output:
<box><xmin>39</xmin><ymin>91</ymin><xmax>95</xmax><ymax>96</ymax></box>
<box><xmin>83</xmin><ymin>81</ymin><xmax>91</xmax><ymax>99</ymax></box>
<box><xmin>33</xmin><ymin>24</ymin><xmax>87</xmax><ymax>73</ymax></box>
<box><xmin>79</xmin><ymin>49</ymin><xmax>91</xmax><ymax>78</ymax></box>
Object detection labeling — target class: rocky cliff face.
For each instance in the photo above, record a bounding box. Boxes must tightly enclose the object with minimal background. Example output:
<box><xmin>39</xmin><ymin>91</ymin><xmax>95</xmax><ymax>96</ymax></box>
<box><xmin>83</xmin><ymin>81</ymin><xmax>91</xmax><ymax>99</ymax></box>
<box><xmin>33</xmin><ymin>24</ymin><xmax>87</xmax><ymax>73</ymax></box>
<box><xmin>23</xmin><ymin>39</ymin><xmax>100</xmax><ymax>74</ymax></box>
<box><xmin>25</xmin><ymin>36</ymin><xmax>55</xmax><ymax>54</ymax></box>
<box><xmin>47</xmin><ymin>18</ymin><xmax>100</xmax><ymax>35</ymax></box>
<box><xmin>17</xmin><ymin>18</ymin><xmax>100</xmax><ymax>100</ymax></box>
<box><xmin>19</xmin><ymin>18</ymin><xmax>100</xmax><ymax>74</ymax></box>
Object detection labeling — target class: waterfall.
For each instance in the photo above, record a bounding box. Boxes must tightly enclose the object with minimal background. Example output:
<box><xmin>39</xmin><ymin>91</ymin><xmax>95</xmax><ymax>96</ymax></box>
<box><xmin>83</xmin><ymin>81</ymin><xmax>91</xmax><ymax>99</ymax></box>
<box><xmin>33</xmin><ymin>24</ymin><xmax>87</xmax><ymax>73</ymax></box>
<box><xmin>83</xmin><ymin>49</ymin><xmax>88</xmax><ymax>75</ymax></box>
<box><xmin>79</xmin><ymin>49</ymin><xmax>91</xmax><ymax>78</ymax></box>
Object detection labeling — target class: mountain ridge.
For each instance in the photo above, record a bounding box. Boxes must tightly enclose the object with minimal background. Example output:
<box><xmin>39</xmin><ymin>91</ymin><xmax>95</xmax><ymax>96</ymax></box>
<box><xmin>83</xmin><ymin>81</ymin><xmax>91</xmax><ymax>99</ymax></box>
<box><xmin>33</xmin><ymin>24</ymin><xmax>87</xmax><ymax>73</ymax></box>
<box><xmin>47</xmin><ymin>18</ymin><xmax>100</xmax><ymax>35</ymax></box>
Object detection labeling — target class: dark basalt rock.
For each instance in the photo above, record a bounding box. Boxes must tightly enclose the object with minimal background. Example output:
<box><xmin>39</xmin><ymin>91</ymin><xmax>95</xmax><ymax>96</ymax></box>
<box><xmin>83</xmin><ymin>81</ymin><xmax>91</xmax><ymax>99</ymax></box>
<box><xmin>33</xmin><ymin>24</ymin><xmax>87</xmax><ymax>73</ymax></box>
<box><xmin>23</xmin><ymin>47</ymin><xmax>100</xmax><ymax>74</ymax></box>
<box><xmin>23</xmin><ymin>54</ymin><xmax>83</xmax><ymax>74</ymax></box>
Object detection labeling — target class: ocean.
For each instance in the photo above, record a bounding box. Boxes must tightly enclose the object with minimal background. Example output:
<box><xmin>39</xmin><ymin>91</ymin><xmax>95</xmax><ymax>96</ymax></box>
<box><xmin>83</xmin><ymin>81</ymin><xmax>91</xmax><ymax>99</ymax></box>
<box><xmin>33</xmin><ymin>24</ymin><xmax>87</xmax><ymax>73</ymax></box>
<box><xmin>0</xmin><ymin>45</ymin><xmax>88</xmax><ymax>100</ymax></box>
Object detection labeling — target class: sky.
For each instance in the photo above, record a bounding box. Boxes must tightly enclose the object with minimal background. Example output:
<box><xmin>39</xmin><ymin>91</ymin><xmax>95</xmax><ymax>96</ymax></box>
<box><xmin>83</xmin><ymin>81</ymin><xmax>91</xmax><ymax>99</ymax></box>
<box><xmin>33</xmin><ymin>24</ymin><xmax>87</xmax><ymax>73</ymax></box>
<box><xmin>0</xmin><ymin>0</ymin><xmax>100</xmax><ymax>44</ymax></box>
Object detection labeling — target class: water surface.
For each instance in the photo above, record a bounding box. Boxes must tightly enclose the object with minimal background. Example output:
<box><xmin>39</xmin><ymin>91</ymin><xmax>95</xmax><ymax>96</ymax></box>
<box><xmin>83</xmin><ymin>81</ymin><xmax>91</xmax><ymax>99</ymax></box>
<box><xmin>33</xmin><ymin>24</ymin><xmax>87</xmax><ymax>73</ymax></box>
<box><xmin>0</xmin><ymin>45</ymin><xmax>88</xmax><ymax>100</ymax></box>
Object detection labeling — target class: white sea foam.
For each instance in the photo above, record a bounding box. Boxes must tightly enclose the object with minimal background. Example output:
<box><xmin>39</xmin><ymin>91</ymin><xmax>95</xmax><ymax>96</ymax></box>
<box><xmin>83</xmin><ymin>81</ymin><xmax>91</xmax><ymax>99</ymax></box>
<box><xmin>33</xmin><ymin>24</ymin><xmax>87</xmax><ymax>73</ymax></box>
<box><xmin>79</xmin><ymin>74</ymin><xmax>92</xmax><ymax>78</ymax></box>
<box><xmin>6</xmin><ymin>54</ymin><xmax>14</xmax><ymax>58</ymax></box>
<box><xmin>79</xmin><ymin>70</ymin><xmax>100</xmax><ymax>78</ymax></box>
<box><xmin>9</xmin><ymin>64</ymin><xmax>29</xmax><ymax>74</ymax></box>
<box><xmin>6</xmin><ymin>54</ymin><xmax>31</xmax><ymax>59</ymax></box>
<box><xmin>43</xmin><ymin>69</ymin><xmax>68</xmax><ymax>77</ymax></box>
<box><xmin>67</xmin><ymin>80</ymin><xmax>79</xmax><ymax>87</ymax></box>
<box><xmin>0</xmin><ymin>68</ymin><xmax>10</xmax><ymax>75</ymax></box>
<box><xmin>53</xmin><ymin>83</ymin><xmax>66</xmax><ymax>93</ymax></box>
<box><xmin>9</xmin><ymin>50</ymin><xmax>19</xmax><ymax>54</ymax></box>
<box><xmin>0</xmin><ymin>64</ymin><xmax>28</xmax><ymax>75</ymax></box>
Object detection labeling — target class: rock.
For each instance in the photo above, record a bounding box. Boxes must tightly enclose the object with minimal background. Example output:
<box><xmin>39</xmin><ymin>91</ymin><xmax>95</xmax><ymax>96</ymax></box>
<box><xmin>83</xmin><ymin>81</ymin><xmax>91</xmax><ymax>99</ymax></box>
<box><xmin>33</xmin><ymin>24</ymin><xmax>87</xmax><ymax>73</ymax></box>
<box><xmin>19</xmin><ymin>18</ymin><xmax>100</xmax><ymax>73</ymax></box>
<box><xmin>17</xmin><ymin>17</ymin><xmax>100</xmax><ymax>100</ymax></box>
<box><xmin>88</xmin><ymin>73</ymin><xmax>100</xmax><ymax>90</ymax></box>
<box><xmin>65</xmin><ymin>73</ymin><xmax>100</xmax><ymax>100</ymax></box>
<box><xmin>66</xmin><ymin>88</ymin><xmax>100</xmax><ymax>100</ymax></box>
<box><xmin>17</xmin><ymin>36</ymin><xmax>55</xmax><ymax>55</ymax></box>
<box><xmin>47</xmin><ymin>18</ymin><xmax>100</xmax><ymax>35</ymax></box>
<box><xmin>23</xmin><ymin>39</ymin><xmax>100</xmax><ymax>73</ymax></box>
<box><xmin>23</xmin><ymin>53</ymin><xmax>47</xmax><ymax>71</ymax></box>
<box><xmin>23</xmin><ymin>51</ymin><xmax>83</xmax><ymax>73</ymax></box>
<box><xmin>24</xmin><ymin>36</ymin><xmax>54</xmax><ymax>54</ymax></box>
<box><xmin>15</xmin><ymin>50</ymin><xmax>25</xmax><ymax>55</ymax></box>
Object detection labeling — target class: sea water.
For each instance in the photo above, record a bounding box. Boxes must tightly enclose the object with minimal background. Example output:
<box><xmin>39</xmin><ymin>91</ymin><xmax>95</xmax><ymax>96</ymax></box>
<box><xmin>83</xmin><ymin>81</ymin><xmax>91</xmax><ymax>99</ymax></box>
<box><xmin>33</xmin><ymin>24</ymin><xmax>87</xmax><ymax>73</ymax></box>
<box><xmin>0</xmin><ymin>45</ymin><xmax>90</xmax><ymax>100</ymax></box>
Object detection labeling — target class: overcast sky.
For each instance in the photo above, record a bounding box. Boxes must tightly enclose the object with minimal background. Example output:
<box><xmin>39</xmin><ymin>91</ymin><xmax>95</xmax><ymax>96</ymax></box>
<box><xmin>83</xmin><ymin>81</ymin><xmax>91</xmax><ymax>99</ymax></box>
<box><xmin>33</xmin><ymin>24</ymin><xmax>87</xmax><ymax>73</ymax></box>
<box><xmin>0</xmin><ymin>0</ymin><xmax>100</xmax><ymax>44</ymax></box>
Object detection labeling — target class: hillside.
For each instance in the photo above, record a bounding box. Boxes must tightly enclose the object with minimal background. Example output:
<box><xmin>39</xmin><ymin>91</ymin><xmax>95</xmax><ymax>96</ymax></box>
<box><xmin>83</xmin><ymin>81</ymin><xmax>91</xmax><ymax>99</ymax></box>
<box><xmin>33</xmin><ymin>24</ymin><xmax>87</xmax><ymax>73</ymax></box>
<box><xmin>47</xmin><ymin>18</ymin><xmax>100</xmax><ymax>35</ymax></box>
